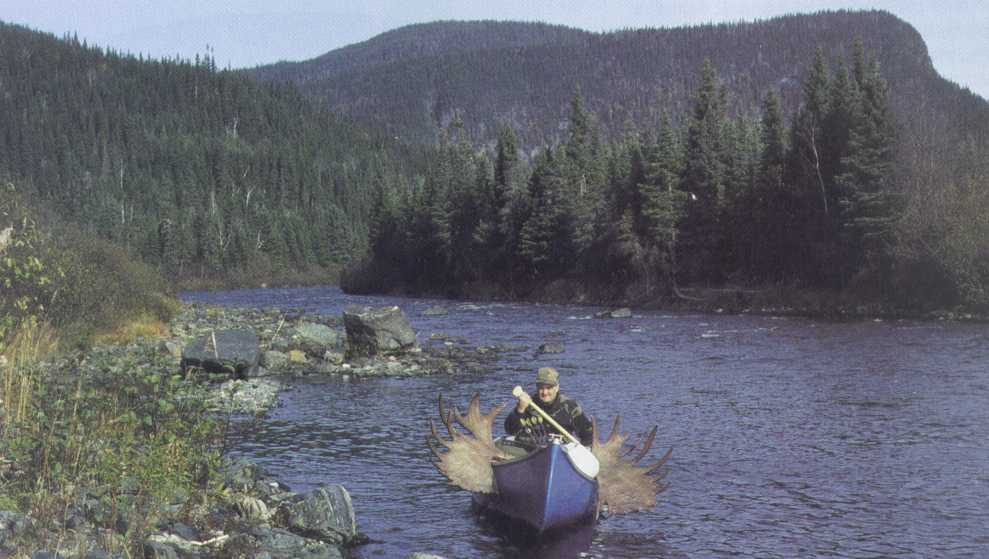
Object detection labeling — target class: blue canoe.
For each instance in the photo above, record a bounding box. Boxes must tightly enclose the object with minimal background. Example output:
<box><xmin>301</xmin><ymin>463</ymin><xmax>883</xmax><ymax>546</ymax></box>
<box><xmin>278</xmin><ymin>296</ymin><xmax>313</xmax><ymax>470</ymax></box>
<box><xmin>477</xmin><ymin>438</ymin><xmax>599</xmax><ymax>533</ymax></box>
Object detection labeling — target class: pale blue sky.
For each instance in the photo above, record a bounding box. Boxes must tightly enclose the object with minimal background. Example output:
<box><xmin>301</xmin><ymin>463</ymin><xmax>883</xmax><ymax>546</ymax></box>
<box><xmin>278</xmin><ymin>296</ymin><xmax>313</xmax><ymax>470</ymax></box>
<box><xmin>3</xmin><ymin>1</ymin><xmax>987</xmax><ymax>99</ymax></box>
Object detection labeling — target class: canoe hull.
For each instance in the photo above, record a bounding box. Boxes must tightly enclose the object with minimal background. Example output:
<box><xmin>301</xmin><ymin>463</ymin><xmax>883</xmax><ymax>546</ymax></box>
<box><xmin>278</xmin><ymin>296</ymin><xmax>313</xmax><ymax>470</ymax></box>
<box><xmin>481</xmin><ymin>441</ymin><xmax>598</xmax><ymax>533</ymax></box>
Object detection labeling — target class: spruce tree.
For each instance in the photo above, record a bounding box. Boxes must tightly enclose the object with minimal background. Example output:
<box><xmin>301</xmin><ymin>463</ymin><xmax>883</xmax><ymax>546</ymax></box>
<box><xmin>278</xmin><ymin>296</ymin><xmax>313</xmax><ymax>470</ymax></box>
<box><xmin>680</xmin><ymin>59</ymin><xmax>728</xmax><ymax>283</ymax></box>
<box><xmin>639</xmin><ymin>114</ymin><xmax>688</xmax><ymax>294</ymax></box>
<box><xmin>836</xmin><ymin>53</ymin><xmax>898</xmax><ymax>291</ymax></box>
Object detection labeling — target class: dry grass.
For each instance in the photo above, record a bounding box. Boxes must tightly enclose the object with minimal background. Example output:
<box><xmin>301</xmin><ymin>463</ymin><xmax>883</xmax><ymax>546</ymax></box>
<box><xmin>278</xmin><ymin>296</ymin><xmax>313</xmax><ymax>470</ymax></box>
<box><xmin>89</xmin><ymin>312</ymin><xmax>172</xmax><ymax>346</ymax></box>
<box><xmin>1</xmin><ymin>320</ymin><xmax>59</xmax><ymax>424</ymax></box>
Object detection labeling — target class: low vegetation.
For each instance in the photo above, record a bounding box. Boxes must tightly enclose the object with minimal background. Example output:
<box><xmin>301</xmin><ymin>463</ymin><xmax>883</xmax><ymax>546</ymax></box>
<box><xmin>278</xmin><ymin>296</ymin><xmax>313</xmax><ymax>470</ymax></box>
<box><xmin>1</xmin><ymin>183</ymin><xmax>225</xmax><ymax>555</ymax></box>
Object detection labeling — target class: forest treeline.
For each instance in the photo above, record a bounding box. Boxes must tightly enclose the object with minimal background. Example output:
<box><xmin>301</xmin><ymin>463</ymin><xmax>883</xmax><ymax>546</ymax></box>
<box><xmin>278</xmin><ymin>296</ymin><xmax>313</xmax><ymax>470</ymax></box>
<box><xmin>344</xmin><ymin>45</ymin><xmax>989</xmax><ymax>311</ymax></box>
<box><xmin>0</xmin><ymin>21</ymin><xmax>413</xmax><ymax>285</ymax></box>
<box><xmin>1</xmin><ymin>16</ymin><xmax>987</xmax><ymax>318</ymax></box>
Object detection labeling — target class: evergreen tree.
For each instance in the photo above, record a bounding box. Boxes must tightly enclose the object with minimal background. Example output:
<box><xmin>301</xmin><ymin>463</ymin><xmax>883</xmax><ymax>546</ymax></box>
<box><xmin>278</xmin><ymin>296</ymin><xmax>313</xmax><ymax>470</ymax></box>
<box><xmin>752</xmin><ymin>90</ymin><xmax>794</xmax><ymax>280</ymax></box>
<box><xmin>836</xmin><ymin>53</ymin><xmax>898</xmax><ymax>292</ymax></box>
<box><xmin>679</xmin><ymin>58</ymin><xmax>728</xmax><ymax>283</ymax></box>
<box><xmin>639</xmin><ymin>115</ymin><xmax>688</xmax><ymax>294</ymax></box>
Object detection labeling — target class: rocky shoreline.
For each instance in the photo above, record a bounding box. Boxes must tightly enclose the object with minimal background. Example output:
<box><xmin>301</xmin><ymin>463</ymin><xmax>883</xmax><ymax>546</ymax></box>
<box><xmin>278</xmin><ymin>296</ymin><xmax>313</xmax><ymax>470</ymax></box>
<box><xmin>172</xmin><ymin>302</ymin><xmax>512</xmax><ymax>416</ymax></box>
<box><xmin>1</xmin><ymin>302</ymin><xmax>484</xmax><ymax>558</ymax></box>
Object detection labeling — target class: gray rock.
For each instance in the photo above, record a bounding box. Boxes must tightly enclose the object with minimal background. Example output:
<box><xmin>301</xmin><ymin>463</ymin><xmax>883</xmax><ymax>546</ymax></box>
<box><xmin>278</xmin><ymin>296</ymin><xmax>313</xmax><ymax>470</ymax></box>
<box><xmin>223</xmin><ymin>459</ymin><xmax>292</xmax><ymax>497</ymax></box>
<box><xmin>343</xmin><ymin>305</ymin><xmax>416</xmax><ymax>357</ymax></box>
<box><xmin>293</xmin><ymin>323</ymin><xmax>344</xmax><ymax>357</ymax></box>
<box><xmin>409</xmin><ymin>554</ymin><xmax>447</xmax><ymax>559</ymax></box>
<box><xmin>422</xmin><ymin>306</ymin><xmax>448</xmax><ymax>316</ymax></box>
<box><xmin>536</xmin><ymin>342</ymin><xmax>565</xmax><ymax>354</ymax></box>
<box><xmin>207</xmin><ymin>379</ymin><xmax>281</xmax><ymax>414</ymax></box>
<box><xmin>281</xmin><ymin>485</ymin><xmax>357</xmax><ymax>546</ymax></box>
<box><xmin>181</xmin><ymin>329</ymin><xmax>260</xmax><ymax>379</ymax></box>
<box><xmin>158</xmin><ymin>340</ymin><xmax>183</xmax><ymax>359</ymax></box>
<box><xmin>0</xmin><ymin>510</ymin><xmax>32</xmax><ymax>544</ymax></box>
<box><xmin>262</xmin><ymin>350</ymin><xmax>289</xmax><ymax>369</ymax></box>
<box><xmin>144</xmin><ymin>533</ymin><xmax>210</xmax><ymax>558</ymax></box>
<box><xmin>322</xmin><ymin>351</ymin><xmax>344</xmax><ymax>365</ymax></box>
<box><xmin>249</xmin><ymin>526</ymin><xmax>343</xmax><ymax>559</ymax></box>
<box><xmin>595</xmin><ymin>307</ymin><xmax>632</xmax><ymax>319</ymax></box>
<box><xmin>142</xmin><ymin>540</ymin><xmax>180</xmax><ymax>559</ymax></box>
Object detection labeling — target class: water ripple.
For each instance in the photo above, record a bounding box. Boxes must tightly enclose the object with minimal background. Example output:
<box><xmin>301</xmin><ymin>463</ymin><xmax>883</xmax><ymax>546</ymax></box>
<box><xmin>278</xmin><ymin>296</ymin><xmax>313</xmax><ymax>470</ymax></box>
<box><xmin>184</xmin><ymin>286</ymin><xmax>989</xmax><ymax>558</ymax></box>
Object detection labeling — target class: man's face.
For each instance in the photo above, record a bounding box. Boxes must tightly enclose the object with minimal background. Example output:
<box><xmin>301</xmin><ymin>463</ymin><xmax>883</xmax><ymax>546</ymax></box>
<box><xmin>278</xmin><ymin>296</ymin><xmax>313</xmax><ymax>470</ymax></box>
<box><xmin>537</xmin><ymin>383</ymin><xmax>559</xmax><ymax>404</ymax></box>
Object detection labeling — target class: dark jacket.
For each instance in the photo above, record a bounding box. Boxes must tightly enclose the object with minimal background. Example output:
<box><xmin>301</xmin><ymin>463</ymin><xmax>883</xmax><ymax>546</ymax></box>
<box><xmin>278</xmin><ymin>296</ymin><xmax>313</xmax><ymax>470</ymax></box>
<box><xmin>504</xmin><ymin>392</ymin><xmax>594</xmax><ymax>446</ymax></box>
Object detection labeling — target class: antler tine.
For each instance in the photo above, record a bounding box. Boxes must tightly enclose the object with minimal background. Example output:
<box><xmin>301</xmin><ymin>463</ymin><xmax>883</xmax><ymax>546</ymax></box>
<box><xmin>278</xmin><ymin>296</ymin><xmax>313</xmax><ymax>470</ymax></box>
<box><xmin>452</xmin><ymin>402</ymin><xmax>468</xmax><ymax>428</ymax></box>
<box><xmin>645</xmin><ymin>447</ymin><xmax>673</xmax><ymax>476</ymax></box>
<box><xmin>466</xmin><ymin>393</ymin><xmax>482</xmax><ymax>419</ymax></box>
<box><xmin>485</xmin><ymin>402</ymin><xmax>507</xmax><ymax>423</ymax></box>
<box><xmin>628</xmin><ymin>426</ymin><xmax>657</xmax><ymax>464</ymax></box>
<box><xmin>605</xmin><ymin>414</ymin><xmax>629</xmax><ymax>446</ymax></box>
<box><xmin>428</xmin><ymin>419</ymin><xmax>451</xmax><ymax>449</ymax></box>
<box><xmin>437</xmin><ymin>394</ymin><xmax>462</xmax><ymax>439</ymax></box>
<box><xmin>442</xmin><ymin>408</ymin><xmax>461</xmax><ymax>439</ymax></box>
<box><xmin>425</xmin><ymin>433</ymin><xmax>445</xmax><ymax>461</ymax></box>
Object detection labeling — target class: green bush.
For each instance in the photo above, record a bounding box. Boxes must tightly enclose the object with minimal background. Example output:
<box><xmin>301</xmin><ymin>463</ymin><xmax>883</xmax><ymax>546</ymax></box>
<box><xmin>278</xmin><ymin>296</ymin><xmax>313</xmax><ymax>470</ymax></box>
<box><xmin>0</xmin><ymin>183</ymin><xmax>64</xmax><ymax>354</ymax></box>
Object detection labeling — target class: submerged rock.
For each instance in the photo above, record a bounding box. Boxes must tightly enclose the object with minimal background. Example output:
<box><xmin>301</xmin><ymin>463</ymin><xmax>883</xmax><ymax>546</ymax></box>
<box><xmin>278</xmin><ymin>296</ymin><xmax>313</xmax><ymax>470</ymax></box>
<box><xmin>422</xmin><ymin>306</ymin><xmax>448</xmax><ymax>316</ymax></box>
<box><xmin>595</xmin><ymin>307</ymin><xmax>632</xmax><ymax>319</ymax></box>
<box><xmin>536</xmin><ymin>342</ymin><xmax>565</xmax><ymax>355</ymax></box>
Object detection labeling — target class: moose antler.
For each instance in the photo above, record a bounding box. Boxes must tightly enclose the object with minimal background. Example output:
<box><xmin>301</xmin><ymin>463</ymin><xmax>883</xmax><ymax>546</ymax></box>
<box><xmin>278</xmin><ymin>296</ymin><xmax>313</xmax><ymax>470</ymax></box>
<box><xmin>427</xmin><ymin>393</ymin><xmax>509</xmax><ymax>493</ymax></box>
<box><xmin>427</xmin><ymin>393</ymin><xmax>672</xmax><ymax>514</ymax></box>
<box><xmin>591</xmin><ymin>416</ymin><xmax>672</xmax><ymax>514</ymax></box>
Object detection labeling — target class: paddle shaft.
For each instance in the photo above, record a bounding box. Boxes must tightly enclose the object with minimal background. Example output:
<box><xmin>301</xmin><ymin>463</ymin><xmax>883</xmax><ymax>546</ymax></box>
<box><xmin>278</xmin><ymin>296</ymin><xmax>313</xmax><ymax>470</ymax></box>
<box><xmin>512</xmin><ymin>385</ymin><xmax>581</xmax><ymax>445</ymax></box>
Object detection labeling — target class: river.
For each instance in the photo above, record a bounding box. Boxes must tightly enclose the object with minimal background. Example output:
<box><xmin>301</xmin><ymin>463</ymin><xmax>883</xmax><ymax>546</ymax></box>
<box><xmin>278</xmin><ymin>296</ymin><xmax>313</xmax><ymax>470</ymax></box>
<box><xmin>181</xmin><ymin>286</ymin><xmax>989</xmax><ymax>558</ymax></box>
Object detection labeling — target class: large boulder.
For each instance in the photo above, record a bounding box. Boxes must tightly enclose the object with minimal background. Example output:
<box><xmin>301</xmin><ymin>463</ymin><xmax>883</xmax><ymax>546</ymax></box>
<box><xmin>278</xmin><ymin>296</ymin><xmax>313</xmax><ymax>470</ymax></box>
<box><xmin>181</xmin><ymin>329</ymin><xmax>260</xmax><ymax>378</ymax></box>
<box><xmin>280</xmin><ymin>485</ymin><xmax>357</xmax><ymax>546</ymax></box>
<box><xmin>342</xmin><ymin>305</ymin><xmax>416</xmax><ymax>357</ymax></box>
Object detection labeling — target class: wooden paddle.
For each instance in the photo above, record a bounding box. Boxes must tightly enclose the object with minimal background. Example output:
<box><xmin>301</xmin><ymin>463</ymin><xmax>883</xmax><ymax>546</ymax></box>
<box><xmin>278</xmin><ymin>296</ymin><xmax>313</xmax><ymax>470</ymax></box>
<box><xmin>512</xmin><ymin>385</ymin><xmax>581</xmax><ymax>445</ymax></box>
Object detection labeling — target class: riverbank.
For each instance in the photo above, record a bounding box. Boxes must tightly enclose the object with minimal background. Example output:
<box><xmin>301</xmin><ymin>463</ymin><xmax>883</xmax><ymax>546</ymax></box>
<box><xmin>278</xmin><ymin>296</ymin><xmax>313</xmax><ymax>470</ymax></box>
<box><xmin>349</xmin><ymin>277</ymin><xmax>988</xmax><ymax>323</ymax></box>
<box><xmin>0</xmin><ymin>302</ymin><xmax>494</xmax><ymax>558</ymax></box>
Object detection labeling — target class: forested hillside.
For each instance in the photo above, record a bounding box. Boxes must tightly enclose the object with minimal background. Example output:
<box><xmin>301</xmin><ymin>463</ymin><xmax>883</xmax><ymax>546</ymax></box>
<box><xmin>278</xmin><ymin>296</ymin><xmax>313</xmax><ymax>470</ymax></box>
<box><xmin>341</xmin><ymin>44</ymin><xmax>989</xmax><ymax>312</ymax></box>
<box><xmin>0</xmin><ymin>21</ymin><xmax>412</xmax><ymax>284</ymax></box>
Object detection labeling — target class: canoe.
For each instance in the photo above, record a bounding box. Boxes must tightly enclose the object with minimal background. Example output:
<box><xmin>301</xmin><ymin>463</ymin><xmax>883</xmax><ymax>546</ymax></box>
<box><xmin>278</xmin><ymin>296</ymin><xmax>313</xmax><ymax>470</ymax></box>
<box><xmin>476</xmin><ymin>437</ymin><xmax>599</xmax><ymax>533</ymax></box>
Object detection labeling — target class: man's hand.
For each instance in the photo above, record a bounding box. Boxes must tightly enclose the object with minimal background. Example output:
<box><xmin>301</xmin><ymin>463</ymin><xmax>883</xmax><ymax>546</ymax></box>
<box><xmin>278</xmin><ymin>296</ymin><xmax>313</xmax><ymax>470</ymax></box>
<box><xmin>515</xmin><ymin>391</ymin><xmax>532</xmax><ymax>413</ymax></box>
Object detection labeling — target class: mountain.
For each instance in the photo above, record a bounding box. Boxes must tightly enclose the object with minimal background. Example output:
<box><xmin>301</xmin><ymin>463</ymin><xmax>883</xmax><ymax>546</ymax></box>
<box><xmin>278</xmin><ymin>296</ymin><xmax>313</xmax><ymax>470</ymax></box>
<box><xmin>251</xmin><ymin>12</ymin><xmax>988</xmax><ymax>153</ymax></box>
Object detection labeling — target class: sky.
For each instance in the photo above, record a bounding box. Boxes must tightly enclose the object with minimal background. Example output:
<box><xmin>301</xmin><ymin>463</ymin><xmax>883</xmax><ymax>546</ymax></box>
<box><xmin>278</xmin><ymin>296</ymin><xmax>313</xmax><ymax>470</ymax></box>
<box><xmin>3</xmin><ymin>1</ymin><xmax>987</xmax><ymax>99</ymax></box>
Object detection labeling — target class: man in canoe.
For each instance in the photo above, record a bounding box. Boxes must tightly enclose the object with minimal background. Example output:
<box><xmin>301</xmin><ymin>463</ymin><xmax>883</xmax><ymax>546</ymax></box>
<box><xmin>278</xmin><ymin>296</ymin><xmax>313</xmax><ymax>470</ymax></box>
<box><xmin>505</xmin><ymin>367</ymin><xmax>594</xmax><ymax>447</ymax></box>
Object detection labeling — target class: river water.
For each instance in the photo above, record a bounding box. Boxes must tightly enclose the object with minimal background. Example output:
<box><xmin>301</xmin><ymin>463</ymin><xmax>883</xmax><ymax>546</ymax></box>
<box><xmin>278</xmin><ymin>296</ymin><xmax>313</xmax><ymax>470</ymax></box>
<box><xmin>182</xmin><ymin>286</ymin><xmax>989</xmax><ymax>558</ymax></box>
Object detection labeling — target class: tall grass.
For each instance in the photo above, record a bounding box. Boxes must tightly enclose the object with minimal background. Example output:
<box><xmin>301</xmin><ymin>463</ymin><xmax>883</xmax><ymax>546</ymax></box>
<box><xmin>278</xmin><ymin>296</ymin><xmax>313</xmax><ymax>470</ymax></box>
<box><xmin>1</xmin><ymin>320</ymin><xmax>59</xmax><ymax>425</ymax></box>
